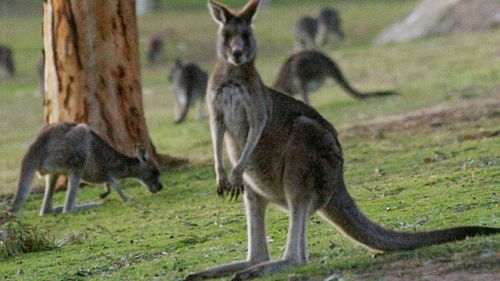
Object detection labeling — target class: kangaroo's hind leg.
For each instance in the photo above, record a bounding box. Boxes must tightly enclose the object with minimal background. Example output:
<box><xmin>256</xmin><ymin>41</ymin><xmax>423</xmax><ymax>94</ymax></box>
<box><xmin>184</xmin><ymin>187</ymin><xmax>270</xmax><ymax>280</ymax></box>
<box><xmin>39</xmin><ymin>174</ymin><xmax>58</xmax><ymax>216</ymax></box>
<box><xmin>232</xmin><ymin>188</ymin><xmax>316</xmax><ymax>281</ymax></box>
<box><xmin>232</xmin><ymin>118</ymin><xmax>334</xmax><ymax>280</ymax></box>
<box><xmin>54</xmin><ymin>169</ymin><xmax>102</xmax><ymax>214</ymax></box>
<box><xmin>61</xmin><ymin>169</ymin><xmax>83</xmax><ymax>213</ymax></box>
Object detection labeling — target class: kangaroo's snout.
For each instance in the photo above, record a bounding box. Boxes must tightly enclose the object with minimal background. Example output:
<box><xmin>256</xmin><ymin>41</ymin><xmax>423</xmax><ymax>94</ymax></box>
<box><xmin>150</xmin><ymin>182</ymin><xmax>163</xmax><ymax>193</ymax></box>
<box><xmin>228</xmin><ymin>36</ymin><xmax>246</xmax><ymax>64</ymax></box>
<box><xmin>232</xmin><ymin>50</ymin><xmax>243</xmax><ymax>60</ymax></box>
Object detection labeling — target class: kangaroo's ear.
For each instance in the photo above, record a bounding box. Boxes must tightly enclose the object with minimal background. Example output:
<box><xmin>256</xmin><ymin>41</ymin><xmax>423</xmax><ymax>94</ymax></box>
<box><xmin>135</xmin><ymin>144</ymin><xmax>148</xmax><ymax>163</ymax></box>
<box><xmin>208</xmin><ymin>0</ymin><xmax>233</xmax><ymax>25</ymax></box>
<box><xmin>240</xmin><ymin>0</ymin><xmax>260</xmax><ymax>23</ymax></box>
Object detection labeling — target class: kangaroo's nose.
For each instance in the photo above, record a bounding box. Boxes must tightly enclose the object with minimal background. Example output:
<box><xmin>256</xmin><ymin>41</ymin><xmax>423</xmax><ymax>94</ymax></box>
<box><xmin>232</xmin><ymin>50</ymin><xmax>243</xmax><ymax>59</ymax></box>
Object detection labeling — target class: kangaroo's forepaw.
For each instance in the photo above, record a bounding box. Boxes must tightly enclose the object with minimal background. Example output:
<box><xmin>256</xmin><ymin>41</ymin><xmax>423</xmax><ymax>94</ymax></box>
<box><xmin>216</xmin><ymin>176</ymin><xmax>231</xmax><ymax>198</ymax></box>
<box><xmin>228</xmin><ymin>173</ymin><xmax>244</xmax><ymax>201</ymax></box>
<box><xmin>99</xmin><ymin>191</ymin><xmax>111</xmax><ymax>199</ymax></box>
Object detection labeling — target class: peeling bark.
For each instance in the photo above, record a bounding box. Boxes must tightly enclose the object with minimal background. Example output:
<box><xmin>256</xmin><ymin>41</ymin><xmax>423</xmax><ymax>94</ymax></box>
<box><xmin>43</xmin><ymin>0</ymin><xmax>184</xmax><ymax>183</ymax></box>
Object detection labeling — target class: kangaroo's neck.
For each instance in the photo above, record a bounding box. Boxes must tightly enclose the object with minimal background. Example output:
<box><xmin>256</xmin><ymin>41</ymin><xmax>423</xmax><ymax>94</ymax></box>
<box><xmin>110</xmin><ymin>156</ymin><xmax>141</xmax><ymax>180</ymax></box>
<box><xmin>215</xmin><ymin>59</ymin><xmax>261</xmax><ymax>83</ymax></box>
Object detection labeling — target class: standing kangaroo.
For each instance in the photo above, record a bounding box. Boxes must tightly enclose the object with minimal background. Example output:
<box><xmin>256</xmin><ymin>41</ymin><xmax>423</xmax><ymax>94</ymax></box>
<box><xmin>184</xmin><ymin>1</ymin><xmax>499</xmax><ymax>280</ymax></box>
<box><xmin>169</xmin><ymin>59</ymin><xmax>209</xmax><ymax>124</ymax></box>
<box><xmin>274</xmin><ymin>50</ymin><xmax>397</xmax><ymax>104</ymax></box>
<box><xmin>317</xmin><ymin>8</ymin><xmax>344</xmax><ymax>45</ymax></box>
<box><xmin>293</xmin><ymin>16</ymin><xmax>318</xmax><ymax>51</ymax></box>
<box><xmin>9</xmin><ymin>122</ymin><xmax>163</xmax><ymax>216</ymax></box>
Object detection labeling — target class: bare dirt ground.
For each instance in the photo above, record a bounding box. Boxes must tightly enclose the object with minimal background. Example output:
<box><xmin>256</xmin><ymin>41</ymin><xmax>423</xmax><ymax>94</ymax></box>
<box><xmin>351</xmin><ymin>251</ymin><xmax>499</xmax><ymax>281</ymax></box>
<box><xmin>341</xmin><ymin>95</ymin><xmax>500</xmax><ymax>140</ymax></box>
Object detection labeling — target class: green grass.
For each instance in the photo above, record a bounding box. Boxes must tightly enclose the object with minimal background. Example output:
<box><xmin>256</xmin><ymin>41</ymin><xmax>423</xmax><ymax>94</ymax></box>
<box><xmin>0</xmin><ymin>0</ymin><xmax>499</xmax><ymax>280</ymax></box>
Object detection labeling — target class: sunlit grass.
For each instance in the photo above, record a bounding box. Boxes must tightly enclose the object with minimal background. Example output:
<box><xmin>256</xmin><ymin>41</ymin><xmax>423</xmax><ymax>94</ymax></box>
<box><xmin>0</xmin><ymin>0</ymin><xmax>498</xmax><ymax>280</ymax></box>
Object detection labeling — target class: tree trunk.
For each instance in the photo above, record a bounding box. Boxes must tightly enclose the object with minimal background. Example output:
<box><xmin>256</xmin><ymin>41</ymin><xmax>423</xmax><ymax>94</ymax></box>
<box><xmin>43</xmin><ymin>0</ymin><xmax>183</xmax><ymax>183</ymax></box>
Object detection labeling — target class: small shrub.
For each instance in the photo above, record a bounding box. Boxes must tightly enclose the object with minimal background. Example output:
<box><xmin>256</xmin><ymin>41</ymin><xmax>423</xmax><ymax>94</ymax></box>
<box><xmin>0</xmin><ymin>206</ymin><xmax>56</xmax><ymax>258</ymax></box>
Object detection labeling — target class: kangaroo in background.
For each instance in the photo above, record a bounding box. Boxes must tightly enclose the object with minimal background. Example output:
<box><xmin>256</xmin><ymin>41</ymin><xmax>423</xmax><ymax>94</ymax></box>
<box><xmin>169</xmin><ymin>59</ymin><xmax>208</xmax><ymax>124</ymax></box>
<box><xmin>184</xmin><ymin>1</ymin><xmax>499</xmax><ymax>280</ymax></box>
<box><xmin>293</xmin><ymin>16</ymin><xmax>318</xmax><ymax>51</ymax></box>
<box><xmin>0</xmin><ymin>45</ymin><xmax>15</xmax><ymax>78</ymax></box>
<box><xmin>273</xmin><ymin>50</ymin><xmax>397</xmax><ymax>104</ymax></box>
<box><xmin>317</xmin><ymin>8</ymin><xmax>344</xmax><ymax>45</ymax></box>
<box><xmin>9</xmin><ymin>122</ymin><xmax>163</xmax><ymax>216</ymax></box>
<box><xmin>35</xmin><ymin>56</ymin><xmax>44</xmax><ymax>97</ymax></box>
<box><xmin>147</xmin><ymin>35</ymin><xmax>166</xmax><ymax>65</ymax></box>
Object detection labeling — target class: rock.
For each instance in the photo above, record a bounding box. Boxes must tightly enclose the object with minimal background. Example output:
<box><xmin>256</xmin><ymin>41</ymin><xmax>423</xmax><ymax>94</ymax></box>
<box><xmin>375</xmin><ymin>0</ymin><xmax>500</xmax><ymax>45</ymax></box>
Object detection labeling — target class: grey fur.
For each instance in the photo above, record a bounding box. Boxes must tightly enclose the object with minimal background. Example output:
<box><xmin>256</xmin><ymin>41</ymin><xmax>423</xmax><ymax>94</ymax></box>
<box><xmin>184</xmin><ymin>1</ymin><xmax>499</xmax><ymax>280</ymax></box>
<box><xmin>0</xmin><ymin>45</ymin><xmax>15</xmax><ymax>78</ymax></box>
<box><xmin>274</xmin><ymin>50</ymin><xmax>397</xmax><ymax>104</ymax></box>
<box><xmin>36</xmin><ymin>56</ymin><xmax>44</xmax><ymax>97</ymax></box>
<box><xmin>9</xmin><ymin>123</ymin><xmax>163</xmax><ymax>216</ymax></box>
<box><xmin>317</xmin><ymin>8</ymin><xmax>344</xmax><ymax>45</ymax></box>
<box><xmin>169</xmin><ymin>60</ymin><xmax>209</xmax><ymax>124</ymax></box>
<box><xmin>147</xmin><ymin>36</ymin><xmax>165</xmax><ymax>65</ymax></box>
<box><xmin>293</xmin><ymin>16</ymin><xmax>318</xmax><ymax>51</ymax></box>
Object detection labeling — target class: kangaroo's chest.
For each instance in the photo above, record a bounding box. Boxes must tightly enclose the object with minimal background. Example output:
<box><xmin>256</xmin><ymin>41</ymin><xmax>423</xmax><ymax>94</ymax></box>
<box><xmin>214</xmin><ymin>82</ymin><xmax>250</xmax><ymax>145</ymax></box>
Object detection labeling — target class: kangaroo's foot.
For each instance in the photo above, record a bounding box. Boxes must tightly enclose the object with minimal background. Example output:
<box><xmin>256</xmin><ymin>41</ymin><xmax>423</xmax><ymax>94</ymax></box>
<box><xmin>231</xmin><ymin>259</ymin><xmax>304</xmax><ymax>281</ymax></box>
<box><xmin>39</xmin><ymin>206</ymin><xmax>54</xmax><ymax>216</ymax></box>
<box><xmin>184</xmin><ymin>261</ymin><xmax>254</xmax><ymax>280</ymax></box>
<box><xmin>55</xmin><ymin>202</ymin><xmax>104</xmax><ymax>214</ymax></box>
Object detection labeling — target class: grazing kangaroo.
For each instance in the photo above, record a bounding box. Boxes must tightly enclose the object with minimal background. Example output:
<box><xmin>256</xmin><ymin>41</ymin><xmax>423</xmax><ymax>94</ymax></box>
<box><xmin>293</xmin><ymin>16</ymin><xmax>318</xmax><ymax>51</ymax></box>
<box><xmin>273</xmin><ymin>50</ymin><xmax>397</xmax><ymax>104</ymax></box>
<box><xmin>184</xmin><ymin>1</ymin><xmax>499</xmax><ymax>280</ymax></box>
<box><xmin>317</xmin><ymin>8</ymin><xmax>344</xmax><ymax>45</ymax></box>
<box><xmin>169</xmin><ymin>59</ymin><xmax>209</xmax><ymax>124</ymax></box>
<box><xmin>9</xmin><ymin>122</ymin><xmax>163</xmax><ymax>216</ymax></box>
<box><xmin>0</xmin><ymin>45</ymin><xmax>15</xmax><ymax>78</ymax></box>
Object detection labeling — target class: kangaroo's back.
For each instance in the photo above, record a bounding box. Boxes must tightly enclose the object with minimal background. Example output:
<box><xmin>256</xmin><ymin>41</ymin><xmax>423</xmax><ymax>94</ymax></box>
<box><xmin>273</xmin><ymin>51</ymin><xmax>336</xmax><ymax>99</ymax></box>
<box><xmin>170</xmin><ymin>60</ymin><xmax>209</xmax><ymax>123</ymax></box>
<box><xmin>274</xmin><ymin>50</ymin><xmax>398</xmax><ymax>102</ymax></box>
<box><xmin>172</xmin><ymin>62</ymin><xmax>208</xmax><ymax>94</ymax></box>
<box><xmin>9</xmin><ymin>123</ymin><xmax>90</xmax><ymax>213</ymax></box>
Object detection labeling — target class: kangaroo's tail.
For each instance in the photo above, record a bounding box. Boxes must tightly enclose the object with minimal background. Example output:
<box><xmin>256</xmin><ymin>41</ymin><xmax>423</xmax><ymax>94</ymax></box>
<box><xmin>324</xmin><ymin>55</ymin><xmax>398</xmax><ymax>99</ymax></box>
<box><xmin>174</xmin><ymin>91</ymin><xmax>193</xmax><ymax>124</ymax></box>
<box><xmin>319</xmin><ymin>181</ymin><xmax>499</xmax><ymax>252</ymax></box>
<box><xmin>9</xmin><ymin>149</ymin><xmax>39</xmax><ymax>214</ymax></box>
